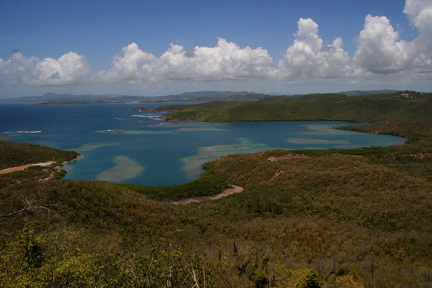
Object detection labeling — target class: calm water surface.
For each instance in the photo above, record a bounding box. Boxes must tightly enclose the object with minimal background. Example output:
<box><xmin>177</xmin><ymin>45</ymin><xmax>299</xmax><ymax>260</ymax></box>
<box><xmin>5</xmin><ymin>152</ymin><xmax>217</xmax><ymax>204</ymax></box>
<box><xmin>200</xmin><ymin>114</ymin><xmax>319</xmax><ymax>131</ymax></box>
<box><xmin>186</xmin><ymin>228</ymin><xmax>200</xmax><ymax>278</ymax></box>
<box><xmin>0</xmin><ymin>103</ymin><xmax>405</xmax><ymax>186</ymax></box>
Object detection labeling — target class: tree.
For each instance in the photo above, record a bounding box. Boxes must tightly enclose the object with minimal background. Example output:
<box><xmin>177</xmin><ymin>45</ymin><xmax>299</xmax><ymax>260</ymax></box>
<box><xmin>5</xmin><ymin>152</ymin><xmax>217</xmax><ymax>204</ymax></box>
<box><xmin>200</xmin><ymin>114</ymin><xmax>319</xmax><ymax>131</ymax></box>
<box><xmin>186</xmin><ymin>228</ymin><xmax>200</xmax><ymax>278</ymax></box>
<box><xmin>293</xmin><ymin>268</ymin><xmax>324</xmax><ymax>288</ymax></box>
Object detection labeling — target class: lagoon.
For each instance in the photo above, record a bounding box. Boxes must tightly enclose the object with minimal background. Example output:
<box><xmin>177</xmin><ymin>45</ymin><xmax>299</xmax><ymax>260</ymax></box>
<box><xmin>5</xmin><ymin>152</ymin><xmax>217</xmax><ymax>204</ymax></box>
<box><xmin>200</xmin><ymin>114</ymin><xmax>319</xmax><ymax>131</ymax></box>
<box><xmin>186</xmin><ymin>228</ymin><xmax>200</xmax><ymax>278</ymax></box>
<box><xmin>0</xmin><ymin>103</ymin><xmax>405</xmax><ymax>186</ymax></box>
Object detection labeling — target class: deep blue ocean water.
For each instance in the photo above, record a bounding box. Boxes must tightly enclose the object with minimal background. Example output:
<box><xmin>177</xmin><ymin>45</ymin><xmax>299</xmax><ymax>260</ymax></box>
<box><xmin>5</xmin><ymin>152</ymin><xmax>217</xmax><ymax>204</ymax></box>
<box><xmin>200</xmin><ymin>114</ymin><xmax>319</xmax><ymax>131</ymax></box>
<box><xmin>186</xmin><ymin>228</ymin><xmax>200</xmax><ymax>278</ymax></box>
<box><xmin>0</xmin><ymin>103</ymin><xmax>405</xmax><ymax>186</ymax></box>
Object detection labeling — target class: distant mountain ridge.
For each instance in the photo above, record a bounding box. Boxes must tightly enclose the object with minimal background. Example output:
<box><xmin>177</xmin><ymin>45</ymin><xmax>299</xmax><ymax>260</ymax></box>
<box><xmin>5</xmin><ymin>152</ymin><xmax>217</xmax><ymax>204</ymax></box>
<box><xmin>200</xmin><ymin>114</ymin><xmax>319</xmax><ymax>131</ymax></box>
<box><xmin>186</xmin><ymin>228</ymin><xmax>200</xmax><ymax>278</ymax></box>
<box><xmin>0</xmin><ymin>92</ymin><xmax>144</xmax><ymax>103</ymax></box>
<box><xmin>0</xmin><ymin>89</ymin><xmax>399</xmax><ymax>104</ymax></box>
<box><xmin>0</xmin><ymin>91</ymin><xmax>268</xmax><ymax>104</ymax></box>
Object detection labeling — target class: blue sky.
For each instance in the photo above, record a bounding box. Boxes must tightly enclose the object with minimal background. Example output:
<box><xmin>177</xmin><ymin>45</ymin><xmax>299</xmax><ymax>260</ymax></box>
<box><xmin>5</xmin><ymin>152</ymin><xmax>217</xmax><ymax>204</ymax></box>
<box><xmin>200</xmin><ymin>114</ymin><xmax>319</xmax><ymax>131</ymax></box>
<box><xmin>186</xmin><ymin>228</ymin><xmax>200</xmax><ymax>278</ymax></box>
<box><xmin>0</xmin><ymin>0</ymin><xmax>431</xmax><ymax>97</ymax></box>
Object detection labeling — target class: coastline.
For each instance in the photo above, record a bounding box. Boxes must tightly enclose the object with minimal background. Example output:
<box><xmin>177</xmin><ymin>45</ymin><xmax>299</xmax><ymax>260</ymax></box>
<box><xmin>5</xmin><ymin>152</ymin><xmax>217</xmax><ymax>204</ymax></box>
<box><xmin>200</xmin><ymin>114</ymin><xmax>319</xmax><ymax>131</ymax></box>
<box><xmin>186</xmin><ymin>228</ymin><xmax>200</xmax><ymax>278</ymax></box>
<box><xmin>0</xmin><ymin>161</ymin><xmax>54</xmax><ymax>174</ymax></box>
<box><xmin>0</xmin><ymin>154</ymin><xmax>81</xmax><ymax>177</ymax></box>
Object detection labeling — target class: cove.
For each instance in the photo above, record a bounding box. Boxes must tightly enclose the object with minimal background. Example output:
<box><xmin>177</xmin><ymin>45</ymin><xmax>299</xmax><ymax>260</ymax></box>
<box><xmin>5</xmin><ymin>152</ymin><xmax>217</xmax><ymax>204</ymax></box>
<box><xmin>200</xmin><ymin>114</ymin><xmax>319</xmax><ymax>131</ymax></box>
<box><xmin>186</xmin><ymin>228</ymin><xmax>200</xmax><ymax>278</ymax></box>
<box><xmin>0</xmin><ymin>103</ymin><xmax>405</xmax><ymax>186</ymax></box>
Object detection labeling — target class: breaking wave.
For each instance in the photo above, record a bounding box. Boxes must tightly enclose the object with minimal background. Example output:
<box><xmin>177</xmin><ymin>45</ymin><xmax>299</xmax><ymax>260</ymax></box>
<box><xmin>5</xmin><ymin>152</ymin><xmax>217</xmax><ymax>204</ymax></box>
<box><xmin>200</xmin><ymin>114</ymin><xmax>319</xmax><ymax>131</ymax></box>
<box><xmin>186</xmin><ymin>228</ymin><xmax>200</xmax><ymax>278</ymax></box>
<box><xmin>3</xmin><ymin>130</ymin><xmax>42</xmax><ymax>134</ymax></box>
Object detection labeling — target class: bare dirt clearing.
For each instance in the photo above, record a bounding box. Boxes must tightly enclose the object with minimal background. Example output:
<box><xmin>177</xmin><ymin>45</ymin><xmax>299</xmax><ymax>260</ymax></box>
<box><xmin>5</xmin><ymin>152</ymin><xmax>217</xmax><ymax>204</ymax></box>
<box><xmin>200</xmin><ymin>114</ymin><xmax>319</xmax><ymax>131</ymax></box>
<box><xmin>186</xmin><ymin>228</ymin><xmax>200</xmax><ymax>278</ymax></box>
<box><xmin>171</xmin><ymin>185</ymin><xmax>244</xmax><ymax>205</ymax></box>
<box><xmin>0</xmin><ymin>161</ymin><xmax>54</xmax><ymax>174</ymax></box>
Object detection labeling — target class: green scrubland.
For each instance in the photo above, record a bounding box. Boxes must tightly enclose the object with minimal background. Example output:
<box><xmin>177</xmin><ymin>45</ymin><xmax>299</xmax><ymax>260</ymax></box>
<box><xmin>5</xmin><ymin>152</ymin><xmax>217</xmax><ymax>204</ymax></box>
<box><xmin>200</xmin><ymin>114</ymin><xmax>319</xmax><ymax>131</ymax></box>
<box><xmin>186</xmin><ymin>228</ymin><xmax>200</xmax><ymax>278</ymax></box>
<box><xmin>162</xmin><ymin>91</ymin><xmax>432</xmax><ymax>123</ymax></box>
<box><xmin>1</xmin><ymin>91</ymin><xmax>432</xmax><ymax>287</ymax></box>
<box><xmin>0</xmin><ymin>140</ymin><xmax>79</xmax><ymax>170</ymax></box>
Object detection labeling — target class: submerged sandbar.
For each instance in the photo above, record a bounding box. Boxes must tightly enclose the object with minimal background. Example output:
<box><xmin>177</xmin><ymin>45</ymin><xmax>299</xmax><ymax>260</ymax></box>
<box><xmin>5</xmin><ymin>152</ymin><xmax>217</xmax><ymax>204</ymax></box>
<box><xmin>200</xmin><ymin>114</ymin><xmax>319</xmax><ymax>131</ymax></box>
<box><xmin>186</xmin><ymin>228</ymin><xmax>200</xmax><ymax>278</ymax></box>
<box><xmin>97</xmin><ymin>155</ymin><xmax>144</xmax><ymax>183</ymax></box>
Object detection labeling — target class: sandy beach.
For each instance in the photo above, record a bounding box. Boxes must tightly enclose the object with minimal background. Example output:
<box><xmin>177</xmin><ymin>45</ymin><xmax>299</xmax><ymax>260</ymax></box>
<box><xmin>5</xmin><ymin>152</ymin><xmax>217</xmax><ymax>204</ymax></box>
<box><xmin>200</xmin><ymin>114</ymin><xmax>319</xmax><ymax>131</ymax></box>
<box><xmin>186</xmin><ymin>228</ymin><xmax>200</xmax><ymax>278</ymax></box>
<box><xmin>0</xmin><ymin>161</ymin><xmax>55</xmax><ymax>174</ymax></box>
<box><xmin>0</xmin><ymin>155</ymin><xmax>80</xmax><ymax>176</ymax></box>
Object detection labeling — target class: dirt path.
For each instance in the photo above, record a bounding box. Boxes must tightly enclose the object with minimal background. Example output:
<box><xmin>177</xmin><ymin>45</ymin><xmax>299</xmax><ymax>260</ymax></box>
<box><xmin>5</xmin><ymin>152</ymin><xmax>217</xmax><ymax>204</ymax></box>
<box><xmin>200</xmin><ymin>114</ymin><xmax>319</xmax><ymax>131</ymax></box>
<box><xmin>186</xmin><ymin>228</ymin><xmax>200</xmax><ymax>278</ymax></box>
<box><xmin>0</xmin><ymin>161</ymin><xmax>55</xmax><ymax>175</ymax></box>
<box><xmin>171</xmin><ymin>185</ymin><xmax>244</xmax><ymax>205</ymax></box>
<box><xmin>0</xmin><ymin>156</ymin><xmax>80</xmax><ymax>179</ymax></box>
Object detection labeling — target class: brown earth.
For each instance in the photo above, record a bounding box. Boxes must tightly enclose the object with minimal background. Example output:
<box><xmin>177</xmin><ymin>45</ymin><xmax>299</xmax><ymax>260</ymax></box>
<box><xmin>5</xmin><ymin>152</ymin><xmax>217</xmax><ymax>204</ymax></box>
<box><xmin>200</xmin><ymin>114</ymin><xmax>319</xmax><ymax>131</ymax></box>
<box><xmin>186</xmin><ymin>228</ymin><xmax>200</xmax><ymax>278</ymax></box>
<box><xmin>0</xmin><ymin>161</ymin><xmax>55</xmax><ymax>174</ymax></box>
<box><xmin>171</xmin><ymin>185</ymin><xmax>244</xmax><ymax>205</ymax></box>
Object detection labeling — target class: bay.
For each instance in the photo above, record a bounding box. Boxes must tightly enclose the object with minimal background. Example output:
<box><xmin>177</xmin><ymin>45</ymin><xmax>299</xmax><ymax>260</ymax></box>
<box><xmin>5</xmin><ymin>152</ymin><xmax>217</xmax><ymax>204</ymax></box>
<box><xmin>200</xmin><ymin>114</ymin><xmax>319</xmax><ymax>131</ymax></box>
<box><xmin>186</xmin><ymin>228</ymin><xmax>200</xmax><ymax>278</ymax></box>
<box><xmin>0</xmin><ymin>103</ymin><xmax>405</xmax><ymax>186</ymax></box>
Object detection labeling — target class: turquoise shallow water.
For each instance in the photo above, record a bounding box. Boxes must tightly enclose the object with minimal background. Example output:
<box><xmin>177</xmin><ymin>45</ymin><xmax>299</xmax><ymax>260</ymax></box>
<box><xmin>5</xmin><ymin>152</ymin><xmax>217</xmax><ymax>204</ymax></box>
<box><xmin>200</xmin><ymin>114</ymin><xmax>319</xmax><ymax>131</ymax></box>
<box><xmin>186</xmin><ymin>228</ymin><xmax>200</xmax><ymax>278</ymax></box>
<box><xmin>0</xmin><ymin>103</ymin><xmax>405</xmax><ymax>186</ymax></box>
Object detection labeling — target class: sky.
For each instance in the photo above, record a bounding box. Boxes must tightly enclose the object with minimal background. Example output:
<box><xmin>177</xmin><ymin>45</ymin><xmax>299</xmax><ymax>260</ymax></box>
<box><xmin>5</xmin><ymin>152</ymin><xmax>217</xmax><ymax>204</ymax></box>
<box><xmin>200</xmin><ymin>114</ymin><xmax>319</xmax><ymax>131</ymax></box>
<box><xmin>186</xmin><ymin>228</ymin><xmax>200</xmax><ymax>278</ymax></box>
<box><xmin>0</xmin><ymin>0</ymin><xmax>431</xmax><ymax>98</ymax></box>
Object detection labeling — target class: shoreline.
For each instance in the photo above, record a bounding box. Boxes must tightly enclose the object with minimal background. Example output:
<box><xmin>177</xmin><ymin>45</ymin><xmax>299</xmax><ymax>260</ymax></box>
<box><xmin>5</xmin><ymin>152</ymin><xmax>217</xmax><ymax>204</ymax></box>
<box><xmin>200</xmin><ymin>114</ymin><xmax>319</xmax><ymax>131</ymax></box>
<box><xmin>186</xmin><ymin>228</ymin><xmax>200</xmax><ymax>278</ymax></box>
<box><xmin>0</xmin><ymin>154</ymin><xmax>81</xmax><ymax>176</ymax></box>
<box><xmin>0</xmin><ymin>161</ymin><xmax>55</xmax><ymax>174</ymax></box>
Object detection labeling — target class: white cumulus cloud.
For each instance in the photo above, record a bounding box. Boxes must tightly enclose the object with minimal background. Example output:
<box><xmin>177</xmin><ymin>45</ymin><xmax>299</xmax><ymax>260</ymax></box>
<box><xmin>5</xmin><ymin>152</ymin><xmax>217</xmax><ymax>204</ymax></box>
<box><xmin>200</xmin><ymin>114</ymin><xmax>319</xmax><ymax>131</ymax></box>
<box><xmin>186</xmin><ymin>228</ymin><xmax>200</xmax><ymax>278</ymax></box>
<box><xmin>101</xmin><ymin>42</ymin><xmax>157</xmax><ymax>83</ymax></box>
<box><xmin>0</xmin><ymin>52</ymin><xmax>92</xmax><ymax>86</ymax></box>
<box><xmin>1</xmin><ymin>0</ymin><xmax>431</xmax><ymax>95</ymax></box>
<box><xmin>31</xmin><ymin>52</ymin><xmax>92</xmax><ymax>85</ymax></box>
<box><xmin>353</xmin><ymin>15</ymin><xmax>415</xmax><ymax>74</ymax></box>
<box><xmin>404</xmin><ymin>0</ymin><xmax>432</xmax><ymax>72</ymax></box>
<box><xmin>100</xmin><ymin>38</ymin><xmax>275</xmax><ymax>83</ymax></box>
<box><xmin>404</xmin><ymin>0</ymin><xmax>432</xmax><ymax>38</ymax></box>
<box><xmin>0</xmin><ymin>52</ymin><xmax>38</xmax><ymax>86</ymax></box>
<box><xmin>160</xmin><ymin>38</ymin><xmax>275</xmax><ymax>80</ymax></box>
<box><xmin>354</xmin><ymin>0</ymin><xmax>432</xmax><ymax>75</ymax></box>
<box><xmin>278</xmin><ymin>18</ymin><xmax>350</xmax><ymax>79</ymax></box>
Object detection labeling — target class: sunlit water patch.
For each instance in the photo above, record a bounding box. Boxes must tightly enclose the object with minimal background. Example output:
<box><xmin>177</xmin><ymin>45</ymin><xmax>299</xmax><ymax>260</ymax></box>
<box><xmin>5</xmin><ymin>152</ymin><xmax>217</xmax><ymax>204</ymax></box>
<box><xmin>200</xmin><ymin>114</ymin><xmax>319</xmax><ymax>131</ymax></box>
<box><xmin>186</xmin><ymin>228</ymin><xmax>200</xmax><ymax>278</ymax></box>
<box><xmin>301</xmin><ymin>123</ymin><xmax>359</xmax><ymax>135</ymax></box>
<box><xmin>97</xmin><ymin>129</ymin><xmax>172</xmax><ymax>135</ymax></box>
<box><xmin>73</xmin><ymin>142</ymin><xmax>120</xmax><ymax>152</ymax></box>
<box><xmin>173</xmin><ymin>127</ymin><xmax>227</xmax><ymax>132</ymax></box>
<box><xmin>96</xmin><ymin>155</ymin><xmax>144</xmax><ymax>182</ymax></box>
<box><xmin>131</xmin><ymin>114</ymin><xmax>163</xmax><ymax>121</ymax></box>
<box><xmin>182</xmin><ymin>138</ymin><xmax>269</xmax><ymax>179</ymax></box>
<box><xmin>287</xmin><ymin>138</ymin><xmax>353</xmax><ymax>149</ymax></box>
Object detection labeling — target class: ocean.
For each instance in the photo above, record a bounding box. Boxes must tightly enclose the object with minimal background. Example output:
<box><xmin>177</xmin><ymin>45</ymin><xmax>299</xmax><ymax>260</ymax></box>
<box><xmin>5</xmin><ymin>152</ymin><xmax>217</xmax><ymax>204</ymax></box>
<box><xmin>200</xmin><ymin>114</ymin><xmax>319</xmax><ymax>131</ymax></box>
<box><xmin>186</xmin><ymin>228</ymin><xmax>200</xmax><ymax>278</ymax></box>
<box><xmin>0</xmin><ymin>103</ymin><xmax>405</xmax><ymax>186</ymax></box>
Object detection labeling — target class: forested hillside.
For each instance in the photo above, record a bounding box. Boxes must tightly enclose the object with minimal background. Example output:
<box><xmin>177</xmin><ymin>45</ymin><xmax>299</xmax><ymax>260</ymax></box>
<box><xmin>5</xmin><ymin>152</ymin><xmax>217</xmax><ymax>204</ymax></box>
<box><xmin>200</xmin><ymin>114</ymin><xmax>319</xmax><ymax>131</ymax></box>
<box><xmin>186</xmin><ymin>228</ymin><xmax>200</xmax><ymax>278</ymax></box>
<box><xmin>0</xmin><ymin>140</ymin><xmax>78</xmax><ymax>170</ymax></box>
<box><xmin>162</xmin><ymin>91</ymin><xmax>432</xmax><ymax>123</ymax></box>
<box><xmin>1</xmin><ymin>91</ymin><xmax>432</xmax><ymax>287</ymax></box>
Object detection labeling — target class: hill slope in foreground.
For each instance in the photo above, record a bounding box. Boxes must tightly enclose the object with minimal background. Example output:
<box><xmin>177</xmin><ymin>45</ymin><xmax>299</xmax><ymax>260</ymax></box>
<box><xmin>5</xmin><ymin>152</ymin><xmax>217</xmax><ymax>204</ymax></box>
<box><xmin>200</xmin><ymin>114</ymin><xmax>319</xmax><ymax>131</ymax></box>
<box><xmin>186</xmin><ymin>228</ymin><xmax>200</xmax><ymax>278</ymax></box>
<box><xmin>1</xmin><ymin>91</ymin><xmax>432</xmax><ymax>287</ymax></box>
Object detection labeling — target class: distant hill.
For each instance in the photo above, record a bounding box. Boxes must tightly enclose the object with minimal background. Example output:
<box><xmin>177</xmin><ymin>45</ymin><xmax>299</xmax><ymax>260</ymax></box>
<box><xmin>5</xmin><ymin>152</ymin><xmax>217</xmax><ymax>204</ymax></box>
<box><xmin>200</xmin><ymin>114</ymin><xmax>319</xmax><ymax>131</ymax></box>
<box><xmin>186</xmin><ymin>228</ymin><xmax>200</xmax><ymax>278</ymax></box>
<box><xmin>152</xmin><ymin>91</ymin><xmax>271</xmax><ymax>102</ymax></box>
<box><xmin>0</xmin><ymin>92</ymin><xmax>145</xmax><ymax>104</ymax></box>
<box><xmin>338</xmin><ymin>89</ymin><xmax>398</xmax><ymax>96</ymax></box>
<box><xmin>163</xmin><ymin>90</ymin><xmax>432</xmax><ymax>123</ymax></box>
<box><xmin>0</xmin><ymin>90</ymin><xmax>401</xmax><ymax>104</ymax></box>
<box><xmin>0</xmin><ymin>91</ymin><xmax>271</xmax><ymax>104</ymax></box>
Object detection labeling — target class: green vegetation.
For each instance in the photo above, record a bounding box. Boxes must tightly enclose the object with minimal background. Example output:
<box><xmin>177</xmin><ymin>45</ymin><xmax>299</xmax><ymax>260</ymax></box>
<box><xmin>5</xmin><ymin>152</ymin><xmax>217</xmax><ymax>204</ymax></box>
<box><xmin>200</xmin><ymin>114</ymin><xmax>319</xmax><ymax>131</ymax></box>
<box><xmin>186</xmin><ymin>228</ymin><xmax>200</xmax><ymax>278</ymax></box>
<box><xmin>1</xmin><ymin>91</ymin><xmax>432</xmax><ymax>287</ymax></box>
<box><xmin>0</xmin><ymin>140</ymin><xmax>79</xmax><ymax>188</ymax></box>
<box><xmin>120</xmin><ymin>162</ymin><xmax>229</xmax><ymax>201</ymax></box>
<box><xmin>0</xmin><ymin>140</ymin><xmax>78</xmax><ymax>170</ymax></box>
<box><xmin>163</xmin><ymin>91</ymin><xmax>432</xmax><ymax>123</ymax></box>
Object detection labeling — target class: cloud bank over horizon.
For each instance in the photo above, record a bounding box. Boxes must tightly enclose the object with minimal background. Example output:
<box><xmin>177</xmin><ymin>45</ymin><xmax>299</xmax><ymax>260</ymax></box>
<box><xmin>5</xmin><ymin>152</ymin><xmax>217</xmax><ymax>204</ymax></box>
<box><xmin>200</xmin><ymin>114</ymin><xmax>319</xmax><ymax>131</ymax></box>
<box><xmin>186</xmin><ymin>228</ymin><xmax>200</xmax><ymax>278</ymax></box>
<box><xmin>1</xmin><ymin>0</ymin><xmax>431</xmax><ymax>95</ymax></box>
